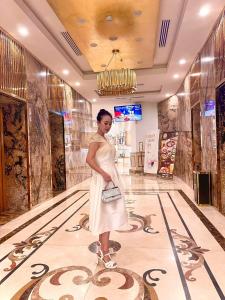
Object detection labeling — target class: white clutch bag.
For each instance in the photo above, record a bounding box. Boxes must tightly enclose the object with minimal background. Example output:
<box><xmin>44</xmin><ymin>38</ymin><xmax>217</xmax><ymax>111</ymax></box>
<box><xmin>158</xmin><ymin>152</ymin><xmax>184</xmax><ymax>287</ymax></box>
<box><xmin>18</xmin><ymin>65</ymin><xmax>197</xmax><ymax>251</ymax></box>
<box><xmin>102</xmin><ymin>181</ymin><xmax>121</xmax><ymax>203</ymax></box>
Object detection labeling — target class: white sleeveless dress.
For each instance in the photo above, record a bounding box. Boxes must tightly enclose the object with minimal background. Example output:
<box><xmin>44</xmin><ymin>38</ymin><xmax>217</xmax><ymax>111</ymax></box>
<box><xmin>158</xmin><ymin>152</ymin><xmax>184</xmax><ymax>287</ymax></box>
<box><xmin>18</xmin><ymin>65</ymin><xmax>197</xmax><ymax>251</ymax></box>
<box><xmin>88</xmin><ymin>133</ymin><xmax>128</xmax><ymax>235</ymax></box>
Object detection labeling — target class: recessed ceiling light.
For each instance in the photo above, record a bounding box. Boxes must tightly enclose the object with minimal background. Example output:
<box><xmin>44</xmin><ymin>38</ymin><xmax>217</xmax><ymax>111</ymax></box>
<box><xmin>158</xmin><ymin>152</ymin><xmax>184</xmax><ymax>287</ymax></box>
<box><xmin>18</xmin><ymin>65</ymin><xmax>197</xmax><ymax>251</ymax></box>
<box><xmin>109</xmin><ymin>36</ymin><xmax>118</xmax><ymax>41</ymax></box>
<box><xmin>173</xmin><ymin>74</ymin><xmax>179</xmax><ymax>79</ymax></box>
<box><xmin>179</xmin><ymin>59</ymin><xmax>186</xmax><ymax>65</ymax></box>
<box><xmin>59</xmin><ymin>83</ymin><xmax>64</xmax><ymax>87</ymax></box>
<box><xmin>90</xmin><ymin>43</ymin><xmax>98</xmax><ymax>47</ymax></box>
<box><xmin>75</xmin><ymin>81</ymin><xmax>80</xmax><ymax>86</ymax></box>
<box><xmin>135</xmin><ymin>37</ymin><xmax>143</xmax><ymax>42</ymax></box>
<box><xmin>92</xmin><ymin>98</ymin><xmax>96</xmax><ymax>102</ymax></box>
<box><xmin>18</xmin><ymin>26</ymin><xmax>29</xmax><ymax>37</ymax></box>
<box><xmin>62</xmin><ymin>69</ymin><xmax>69</xmax><ymax>75</ymax></box>
<box><xmin>105</xmin><ymin>15</ymin><xmax>113</xmax><ymax>22</ymax></box>
<box><xmin>39</xmin><ymin>71</ymin><xmax>47</xmax><ymax>77</ymax></box>
<box><xmin>165</xmin><ymin>93</ymin><xmax>171</xmax><ymax>97</ymax></box>
<box><xmin>201</xmin><ymin>56</ymin><xmax>214</xmax><ymax>63</ymax></box>
<box><xmin>133</xmin><ymin>10</ymin><xmax>142</xmax><ymax>16</ymax></box>
<box><xmin>77</xmin><ymin>18</ymin><xmax>87</xmax><ymax>25</ymax></box>
<box><xmin>199</xmin><ymin>5</ymin><xmax>210</xmax><ymax>17</ymax></box>
<box><xmin>78</xmin><ymin>99</ymin><xmax>84</xmax><ymax>103</ymax></box>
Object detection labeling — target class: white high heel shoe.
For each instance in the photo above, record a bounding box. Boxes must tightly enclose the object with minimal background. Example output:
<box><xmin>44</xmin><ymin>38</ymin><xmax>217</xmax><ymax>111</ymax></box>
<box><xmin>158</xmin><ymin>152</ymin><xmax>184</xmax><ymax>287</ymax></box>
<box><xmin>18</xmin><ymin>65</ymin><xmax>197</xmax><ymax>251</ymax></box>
<box><xmin>98</xmin><ymin>252</ymin><xmax>117</xmax><ymax>269</ymax></box>
<box><xmin>96</xmin><ymin>241</ymin><xmax>117</xmax><ymax>269</ymax></box>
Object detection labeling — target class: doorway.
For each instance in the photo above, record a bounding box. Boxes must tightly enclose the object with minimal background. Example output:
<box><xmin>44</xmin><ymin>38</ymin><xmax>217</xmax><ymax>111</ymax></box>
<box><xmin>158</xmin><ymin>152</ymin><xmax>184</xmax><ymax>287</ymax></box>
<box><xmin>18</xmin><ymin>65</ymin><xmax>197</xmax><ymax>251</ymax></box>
<box><xmin>49</xmin><ymin>111</ymin><xmax>66</xmax><ymax>194</ymax></box>
<box><xmin>0</xmin><ymin>94</ymin><xmax>29</xmax><ymax>222</ymax></box>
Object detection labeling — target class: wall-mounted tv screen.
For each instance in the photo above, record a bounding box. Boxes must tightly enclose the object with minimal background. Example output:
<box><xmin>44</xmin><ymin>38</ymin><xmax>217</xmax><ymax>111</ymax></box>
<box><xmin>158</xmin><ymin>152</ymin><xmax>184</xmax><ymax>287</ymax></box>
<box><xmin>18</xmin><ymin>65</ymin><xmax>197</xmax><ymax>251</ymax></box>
<box><xmin>114</xmin><ymin>104</ymin><xmax>142</xmax><ymax>122</ymax></box>
<box><xmin>204</xmin><ymin>99</ymin><xmax>215</xmax><ymax>117</ymax></box>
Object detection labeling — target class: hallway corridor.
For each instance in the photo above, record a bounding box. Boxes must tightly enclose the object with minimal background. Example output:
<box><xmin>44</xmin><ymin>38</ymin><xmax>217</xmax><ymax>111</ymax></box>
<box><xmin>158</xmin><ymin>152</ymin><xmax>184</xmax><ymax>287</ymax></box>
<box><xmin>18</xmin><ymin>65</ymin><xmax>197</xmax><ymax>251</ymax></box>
<box><xmin>0</xmin><ymin>175</ymin><xmax>224</xmax><ymax>300</ymax></box>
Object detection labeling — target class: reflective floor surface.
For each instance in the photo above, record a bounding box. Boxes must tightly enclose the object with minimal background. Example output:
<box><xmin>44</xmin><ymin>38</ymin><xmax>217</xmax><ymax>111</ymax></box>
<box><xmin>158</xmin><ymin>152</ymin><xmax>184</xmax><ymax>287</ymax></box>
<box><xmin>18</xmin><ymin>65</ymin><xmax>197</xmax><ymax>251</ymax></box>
<box><xmin>0</xmin><ymin>174</ymin><xmax>225</xmax><ymax>300</ymax></box>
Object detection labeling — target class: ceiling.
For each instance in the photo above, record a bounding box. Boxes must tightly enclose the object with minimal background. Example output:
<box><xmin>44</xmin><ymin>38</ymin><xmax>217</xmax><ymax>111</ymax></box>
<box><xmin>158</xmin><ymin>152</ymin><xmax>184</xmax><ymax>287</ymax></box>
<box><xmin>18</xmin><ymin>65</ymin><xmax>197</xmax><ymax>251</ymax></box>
<box><xmin>0</xmin><ymin>0</ymin><xmax>224</xmax><ymax>104</ymax></box>
<box><xmin>47</xmin><ymin>0</ymin><xmax>160</xmax><ymax>71</ymax></box>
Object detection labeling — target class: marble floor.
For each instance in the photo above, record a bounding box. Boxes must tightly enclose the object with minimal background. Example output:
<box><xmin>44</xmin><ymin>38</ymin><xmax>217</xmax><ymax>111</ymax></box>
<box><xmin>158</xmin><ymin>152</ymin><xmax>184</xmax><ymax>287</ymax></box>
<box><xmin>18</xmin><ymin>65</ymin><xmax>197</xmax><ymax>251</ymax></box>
<box><xmin>0</xmin><ymin>174</ymin><xmax>225</xmax><ymax>300</ymax></box>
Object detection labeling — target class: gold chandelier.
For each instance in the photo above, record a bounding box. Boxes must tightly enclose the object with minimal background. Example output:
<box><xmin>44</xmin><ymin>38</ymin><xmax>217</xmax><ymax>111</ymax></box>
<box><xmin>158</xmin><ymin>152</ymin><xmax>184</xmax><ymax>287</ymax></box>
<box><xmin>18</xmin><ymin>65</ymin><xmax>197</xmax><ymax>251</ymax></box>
<box><xmin>97</xmin><ymin>49</ymin><xmax>137</xmax><ymax>96</ymax></box>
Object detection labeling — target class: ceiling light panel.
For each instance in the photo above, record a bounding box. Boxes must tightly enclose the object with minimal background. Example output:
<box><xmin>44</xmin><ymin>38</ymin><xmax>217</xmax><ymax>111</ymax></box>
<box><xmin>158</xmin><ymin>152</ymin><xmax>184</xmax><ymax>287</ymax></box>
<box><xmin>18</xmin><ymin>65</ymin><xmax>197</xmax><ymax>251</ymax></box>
<box><xmin>199</xmin><ymin>5</ymin><xmax>210</xmax><ymax>17</ymax></box>
<box><xmin>62</xmin><ymin>69</ymin><xmax>69</xmax><ymax>75</ymax></box>
<box><xmin>17</xmin><ymin>26</ymin><xmax>29</xmax><ymax>37</ymax></box>
<box><xmin>179</xmin><ymin>59</ymin><xmax>186</xmax><ymax>65</ymax></box>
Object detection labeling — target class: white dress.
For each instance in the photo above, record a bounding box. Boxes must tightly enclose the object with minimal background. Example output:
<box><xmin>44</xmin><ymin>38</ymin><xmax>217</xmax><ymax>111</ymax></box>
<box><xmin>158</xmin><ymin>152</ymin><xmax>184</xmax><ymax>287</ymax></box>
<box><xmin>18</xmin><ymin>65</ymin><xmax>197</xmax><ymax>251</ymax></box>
<box><xmin>89</xmin><ymin>133</ymin><xmax>128</xmax><ymax>235</ymax></box>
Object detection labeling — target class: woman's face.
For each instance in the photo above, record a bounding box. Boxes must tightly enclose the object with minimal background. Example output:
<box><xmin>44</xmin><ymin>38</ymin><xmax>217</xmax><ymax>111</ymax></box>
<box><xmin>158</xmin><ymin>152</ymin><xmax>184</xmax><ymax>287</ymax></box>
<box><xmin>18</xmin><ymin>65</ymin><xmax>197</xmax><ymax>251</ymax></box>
<box><xmin>98</xmin><ymin>115</ymin><xmax>112</xmax><ymax>134</ymax></box>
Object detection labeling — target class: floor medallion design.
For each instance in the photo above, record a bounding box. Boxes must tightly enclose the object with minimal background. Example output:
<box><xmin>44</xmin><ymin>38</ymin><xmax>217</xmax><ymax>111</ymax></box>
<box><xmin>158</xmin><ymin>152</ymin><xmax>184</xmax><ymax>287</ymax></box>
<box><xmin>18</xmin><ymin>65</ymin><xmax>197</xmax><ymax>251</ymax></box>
<box><xmin>117</xmin><ymin>212</ymin><xmax>159</xmax><ymax>234</ymax></box>
<box><xmin>3</xmin><ymin>227</ymin><xmax>57</xmax><ymax>272</ymax></box>
<box><xmin>11</xmin><ymin>265</ymin><xmax>159</xmax><ymax>300</ymax></box>
<box><xmin>66</xmin><ymin>212</ymin><xmax>159</xmax><ymax>234</ymax></box>
<box><xmin>88</xmin><ymin>240</ymin><xmax>121</xmax><ymax>255</ymax></box>
<box><xmin>171</xmin><ymin>229</ymin><xmax>210</xmax><ymax>281</ymax></box>
<box><xmin>143</xmin><ymin>269</ymin><xmax>167</xmax><ymax>287</ymax></box>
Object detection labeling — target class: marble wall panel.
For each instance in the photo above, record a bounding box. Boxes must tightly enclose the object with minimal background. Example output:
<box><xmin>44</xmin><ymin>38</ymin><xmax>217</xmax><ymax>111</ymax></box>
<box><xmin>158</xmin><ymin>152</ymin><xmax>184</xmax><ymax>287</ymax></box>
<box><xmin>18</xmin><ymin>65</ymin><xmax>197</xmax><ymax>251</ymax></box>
<box><xmin>63</xmin><ymin>84</ymin><xmax>74</xmax><ymax>188</ymax></box>
<box><xmin>63</xmin><ymin>88</ymin><xmax>92</xmax><ymax>188</ymax></box>
<box><xmin>174</xmin><ymin>132</ymin><xmax>193</xmax><ymax>187</ymax></box>
<box><xmin>176</xmin><ymin>77</ymin><xmax>191</xmax><ymax>132</ymax></box>
<box><xmin>216</xmin><ymin>84</ymin><xmax>225</xmax><ymax>213</ymax></box>
<box><xmin>158</xmin><ymin>96</ymin><xmax>178</xmax><ymax>132</ymax></box>
<box><xmin>64</xmin><ymin>85</ymin><xmax>73</xmax><ymax>188</ymax></box>
<box><xmin>25</xmin><ymin>52</ymin><xmax>52</xmax><ymax>206</ymax></box>
<box><xmin>200</xmin><ymin>35</ymin><xmax>217</xmax><ymax>173</ymax></box>
<box><xmin>191</xmin><ymin>103</ymin><xmax>201</xmax><ymax>171</ymax></box>
<box><xmin>190</xmin><ymin>56</ymin><xmax>201</xmax><ymax>107</ymax></box>
<box><xmin>49</xmin><ymin>112</ymin><xmax>66</xmax><ymax>191</ymax></box>
<box><xmin>2</xmin><ymin>103</ymin><xmax>28</xmax><ymax>210</ymax></box>
<box><xmin>214</xmin><ymin>12</ymin><xmax>225</xmax><ymax>84</ymax></box>
<box><xmin>47</xmin><ymin>72</ymin><xmax>65</xmax><ymax>113</ymax></box>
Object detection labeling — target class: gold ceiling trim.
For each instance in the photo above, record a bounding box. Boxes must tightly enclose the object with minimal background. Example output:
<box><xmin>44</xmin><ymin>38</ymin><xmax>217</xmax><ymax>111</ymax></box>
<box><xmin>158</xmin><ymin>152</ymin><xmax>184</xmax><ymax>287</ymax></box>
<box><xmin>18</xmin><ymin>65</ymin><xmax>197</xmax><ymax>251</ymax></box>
<box><xmin>47</xmin><ymin>0</ymin><xmax>160</xmax><ymax>72</ymax></box>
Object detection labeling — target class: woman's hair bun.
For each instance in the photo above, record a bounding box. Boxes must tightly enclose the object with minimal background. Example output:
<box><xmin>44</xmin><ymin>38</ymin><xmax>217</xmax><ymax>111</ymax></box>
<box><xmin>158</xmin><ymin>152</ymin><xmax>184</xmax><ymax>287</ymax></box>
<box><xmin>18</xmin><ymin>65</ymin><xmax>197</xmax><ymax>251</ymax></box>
<box><xmin>97</xmin><ymin>109</ymin><xmax>112</xmax><ymax>122</ymax></box>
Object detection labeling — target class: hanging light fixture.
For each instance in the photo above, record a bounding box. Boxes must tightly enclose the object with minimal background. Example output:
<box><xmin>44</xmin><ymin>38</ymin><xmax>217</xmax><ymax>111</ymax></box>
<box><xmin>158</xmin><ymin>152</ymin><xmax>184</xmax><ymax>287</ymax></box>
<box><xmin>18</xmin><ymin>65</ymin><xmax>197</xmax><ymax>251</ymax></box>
<box><xmin>97</xmin><ymin>49</ymin><xmax>137</xmax><ymax>96</ymax></box>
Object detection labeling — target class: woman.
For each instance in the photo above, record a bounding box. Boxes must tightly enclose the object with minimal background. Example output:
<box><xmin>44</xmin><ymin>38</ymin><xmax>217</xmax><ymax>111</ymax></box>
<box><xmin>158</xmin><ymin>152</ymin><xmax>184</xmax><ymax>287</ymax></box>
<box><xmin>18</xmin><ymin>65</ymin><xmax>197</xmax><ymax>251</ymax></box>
<box><xmin>86</xmin><ymin>109</ymin><xmax>128</xmax><ymax>269</ymax></box>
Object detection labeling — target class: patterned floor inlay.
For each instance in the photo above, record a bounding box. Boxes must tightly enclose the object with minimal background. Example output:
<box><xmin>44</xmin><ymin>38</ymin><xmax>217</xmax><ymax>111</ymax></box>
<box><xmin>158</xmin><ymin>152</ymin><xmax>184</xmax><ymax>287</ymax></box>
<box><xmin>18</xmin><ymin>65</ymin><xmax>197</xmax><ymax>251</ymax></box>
<box><xmin>171</xmin><ymin>229</ymin><xmax>209</xmax><ymax>281</ymax></box>
<box><xmin>0</xmin><ymin>187</ymin><xmax>225</xmax><ymax>299</ymax></box>
<box><xmin>88</xmin><ymin>240</ymin><xmax>121</xmax><ymax>255</ymax></box>
<box><xmin>178</xmin><ymin>190</ymin><xmax>225</xmax><ymax>250</ymax></box>
<box><xmin>0</xmin><ymin>190</ymin><xmax>85</xmax><ymax>244</ymax></box>
<box><xmin>10</xmin><ymin>265</ymin><xmax>160</xmax><ymax>300</ymax></box>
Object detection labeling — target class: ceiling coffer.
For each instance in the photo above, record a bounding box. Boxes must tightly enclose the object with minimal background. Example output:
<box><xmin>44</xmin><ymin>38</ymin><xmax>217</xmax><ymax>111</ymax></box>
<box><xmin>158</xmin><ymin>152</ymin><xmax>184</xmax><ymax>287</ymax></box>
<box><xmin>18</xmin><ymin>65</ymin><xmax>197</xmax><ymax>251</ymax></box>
<box><xmin>61</xmin><ymin>31</ymin><xmax>82</xmax><ymax>56</ymax></box>
<box><xmin>159</xmin><ymin>19</ymin><xmax>170</xmax><ymax>47</ymax></box>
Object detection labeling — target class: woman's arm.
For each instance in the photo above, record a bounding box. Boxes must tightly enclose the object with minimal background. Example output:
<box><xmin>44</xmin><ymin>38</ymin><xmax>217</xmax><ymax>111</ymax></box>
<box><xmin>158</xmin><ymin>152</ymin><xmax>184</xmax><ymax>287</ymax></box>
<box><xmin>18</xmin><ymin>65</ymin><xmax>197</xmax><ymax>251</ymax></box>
<box><xmin>86</xmin><ymin>142</ymin><xmax>112</xmax><ymax>182</ymax></box>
